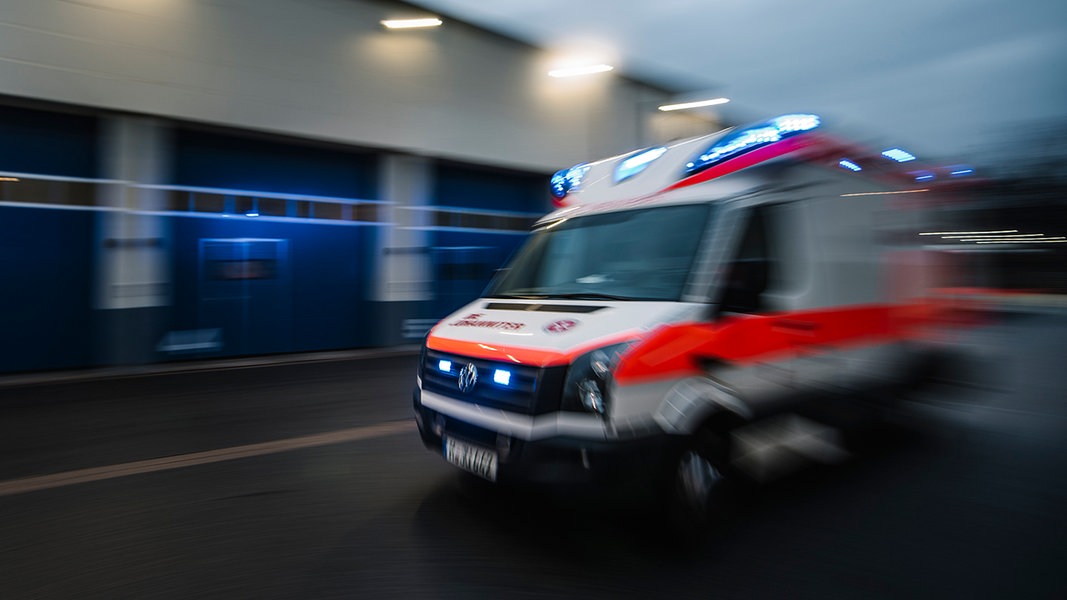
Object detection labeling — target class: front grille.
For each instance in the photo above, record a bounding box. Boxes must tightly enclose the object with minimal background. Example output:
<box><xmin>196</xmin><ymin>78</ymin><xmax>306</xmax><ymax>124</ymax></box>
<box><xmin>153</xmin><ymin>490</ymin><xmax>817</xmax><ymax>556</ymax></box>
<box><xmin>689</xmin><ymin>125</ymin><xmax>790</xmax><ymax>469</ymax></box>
<box><xmin>422</xmin><ymin>348</ymin><xmax>566</xmax><ymax>415</ymax></box>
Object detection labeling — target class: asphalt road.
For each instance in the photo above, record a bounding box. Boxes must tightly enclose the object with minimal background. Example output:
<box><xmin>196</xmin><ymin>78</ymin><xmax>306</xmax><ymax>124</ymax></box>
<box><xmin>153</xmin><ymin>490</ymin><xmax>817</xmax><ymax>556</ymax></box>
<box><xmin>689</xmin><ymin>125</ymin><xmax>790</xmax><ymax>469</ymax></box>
<box><xmin>0</xmin><ymin>313</ymin><xmax>1064</xmax><ymax>599</ymax></box>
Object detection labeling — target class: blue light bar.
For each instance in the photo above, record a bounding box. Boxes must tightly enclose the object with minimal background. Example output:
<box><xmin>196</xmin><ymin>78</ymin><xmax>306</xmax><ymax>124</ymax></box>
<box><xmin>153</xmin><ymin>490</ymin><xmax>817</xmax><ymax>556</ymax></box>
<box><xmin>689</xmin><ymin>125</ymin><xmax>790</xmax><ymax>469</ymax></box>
<box><xmin>614</xmin><ymin>146</ymin><xmax>667</xmax><ymax>183</ymax></box>
<box><xmin>838</xmin><ymin>159</ymin><xmax>863</xmax><ymax>172</ymax></box>
<box><xmin>438</xmin><ymin>360</ymin><xmax>452</xmax><ymax>373</ymax></box>
<box><xmin>772</xmin><ymin>114</ymin><xmax>821</xmax><ymax>133</ymax></box>
<box><xmin>685</xmin><ymin>114</ymin><xmax>820</xmax><ymax>175</ymax></box>
<box><xmin>550</xmin><ymin>163</ymin><xmax>591</xmax><ymax>199</ymax></box>
<box><xmin>912</xmin><ymin>170</ymin><xmax>935</xmax><ymax>182</ymax></box>
<box><xmin>949</xmin><ymin>165</ymin><xmax>975</xmax><ymax>177</ymax></box>
<box><xmin>493</xmin><ymin>369</ymin><xmax>511</xmax><ymax>386</ymax></box>
<box><xmin>882</xmin><ymin>148</ymin><xmax>916</xmax><ymax>162</ymax></box>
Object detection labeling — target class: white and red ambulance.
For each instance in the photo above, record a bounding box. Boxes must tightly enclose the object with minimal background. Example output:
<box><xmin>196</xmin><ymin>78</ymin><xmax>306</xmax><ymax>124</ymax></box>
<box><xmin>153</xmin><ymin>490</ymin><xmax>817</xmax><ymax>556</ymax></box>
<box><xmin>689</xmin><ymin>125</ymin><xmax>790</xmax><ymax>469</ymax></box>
<box><xmin>413</xmin><ymin>114</ymin><xmax>963</xmax><ymax>524</ymax></box>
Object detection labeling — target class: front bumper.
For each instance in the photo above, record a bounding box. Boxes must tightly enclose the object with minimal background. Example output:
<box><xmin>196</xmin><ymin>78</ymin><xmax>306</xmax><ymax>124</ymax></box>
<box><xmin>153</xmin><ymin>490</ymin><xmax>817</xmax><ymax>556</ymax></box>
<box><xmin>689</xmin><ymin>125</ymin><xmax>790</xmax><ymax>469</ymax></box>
<box><xmin>413</xmin><ymin>386</ymin><xmax>678</xmax><ymax>495</ymax></box>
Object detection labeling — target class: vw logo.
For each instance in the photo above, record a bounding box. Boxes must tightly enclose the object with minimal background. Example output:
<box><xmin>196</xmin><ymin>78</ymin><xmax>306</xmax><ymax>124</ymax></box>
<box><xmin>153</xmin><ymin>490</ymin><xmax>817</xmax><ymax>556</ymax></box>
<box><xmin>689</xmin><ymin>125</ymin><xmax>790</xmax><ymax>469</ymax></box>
<box><xmin>457</xmin><ymin>363</ymin><xmax>478</xmax><ymax>393</ymax></box>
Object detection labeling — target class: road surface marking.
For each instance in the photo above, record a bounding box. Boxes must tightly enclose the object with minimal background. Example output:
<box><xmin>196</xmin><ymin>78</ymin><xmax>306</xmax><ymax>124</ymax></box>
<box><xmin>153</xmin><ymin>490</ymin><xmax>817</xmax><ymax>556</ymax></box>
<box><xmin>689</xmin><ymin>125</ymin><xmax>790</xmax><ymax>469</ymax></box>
<box><xmin>0</xmin><ymin>420</ymin><xmax>416</xmax><ymax>498</ymax></box>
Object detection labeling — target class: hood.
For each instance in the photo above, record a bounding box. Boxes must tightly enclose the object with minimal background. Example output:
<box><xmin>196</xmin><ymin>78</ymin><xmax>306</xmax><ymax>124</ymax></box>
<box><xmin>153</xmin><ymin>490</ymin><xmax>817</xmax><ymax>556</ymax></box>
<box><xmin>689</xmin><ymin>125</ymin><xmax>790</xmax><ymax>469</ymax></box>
<box><xmin>426</xmin><ymin>298</ymin><xmax>705</xmax><ymax>367</ymax></box>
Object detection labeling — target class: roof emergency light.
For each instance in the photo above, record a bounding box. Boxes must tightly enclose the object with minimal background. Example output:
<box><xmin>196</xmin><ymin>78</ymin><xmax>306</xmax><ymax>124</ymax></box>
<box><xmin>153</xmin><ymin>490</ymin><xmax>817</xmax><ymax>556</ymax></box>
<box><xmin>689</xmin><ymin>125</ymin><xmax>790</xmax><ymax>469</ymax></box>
<box><xmin>882</xmin><ymin>148</ymin><xmax>916</xmax><ymax>162</ymax></box>
<box><xmin>614</xmin><ymin>146</ymin><xmax>667</xmax><ymax>183</ymax></box>
<box><xmin>550</xmin><ymin>163</ymin><xmax>591</xmax><ymax>201</ymax></box>
<box><xmin>685</xmin><ymin>114</ymin><xmax>820</xmax><ymax>175</ymax></box>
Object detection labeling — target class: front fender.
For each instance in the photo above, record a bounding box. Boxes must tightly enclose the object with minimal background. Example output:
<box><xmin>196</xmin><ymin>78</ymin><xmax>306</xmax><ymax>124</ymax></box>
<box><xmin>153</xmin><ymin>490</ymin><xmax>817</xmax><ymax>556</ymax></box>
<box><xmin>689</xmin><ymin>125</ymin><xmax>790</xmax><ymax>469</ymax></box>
<box><xmin>653</xmin><ymin>377</ymin><xmax>752</xmax><ymax>435</ymax></box>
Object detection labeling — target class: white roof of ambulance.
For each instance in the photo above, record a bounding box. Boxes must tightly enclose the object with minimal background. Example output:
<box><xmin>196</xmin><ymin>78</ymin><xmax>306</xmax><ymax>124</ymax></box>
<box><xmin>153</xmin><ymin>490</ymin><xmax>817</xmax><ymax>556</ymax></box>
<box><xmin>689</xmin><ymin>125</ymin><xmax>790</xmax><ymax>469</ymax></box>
<box><xmin>540</xmin><ymin>114</ymin><xmax>828</xmax><ymax>224</ymax></box>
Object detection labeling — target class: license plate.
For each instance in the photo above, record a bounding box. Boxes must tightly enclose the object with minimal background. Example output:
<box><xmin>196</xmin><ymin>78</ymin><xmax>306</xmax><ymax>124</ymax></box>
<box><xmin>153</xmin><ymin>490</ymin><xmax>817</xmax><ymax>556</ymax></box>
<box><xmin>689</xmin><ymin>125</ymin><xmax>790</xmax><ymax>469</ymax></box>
<box><xmin>444</xmin><ymin>437</ymin><xmax>498</xmax><ymax>482</ymax></box>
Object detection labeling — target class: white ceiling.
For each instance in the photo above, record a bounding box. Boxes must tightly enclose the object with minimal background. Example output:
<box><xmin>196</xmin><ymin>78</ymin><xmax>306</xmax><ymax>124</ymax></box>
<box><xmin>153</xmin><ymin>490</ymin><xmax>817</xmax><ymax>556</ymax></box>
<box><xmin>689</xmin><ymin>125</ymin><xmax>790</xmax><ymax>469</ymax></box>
<box><xmin>407</xmin><ymin>0</ymin><xmax>1067</xmax><ymax>164</ymax></box>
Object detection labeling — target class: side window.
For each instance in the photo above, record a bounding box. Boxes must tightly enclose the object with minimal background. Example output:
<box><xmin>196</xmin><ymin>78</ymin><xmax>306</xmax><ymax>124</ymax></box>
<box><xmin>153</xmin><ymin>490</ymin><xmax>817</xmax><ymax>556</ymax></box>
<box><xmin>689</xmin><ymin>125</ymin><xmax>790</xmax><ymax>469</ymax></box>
<box><xmin>719</xmin><ymin>207</ymin><xmax>774</xmax><ymax>313</ymax></box>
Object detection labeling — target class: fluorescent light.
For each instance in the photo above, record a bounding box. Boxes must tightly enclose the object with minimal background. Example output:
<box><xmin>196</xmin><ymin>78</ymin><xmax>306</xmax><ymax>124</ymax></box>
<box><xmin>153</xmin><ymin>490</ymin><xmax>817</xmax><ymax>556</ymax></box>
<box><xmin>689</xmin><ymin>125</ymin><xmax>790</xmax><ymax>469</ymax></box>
<box><xmin>548</xmin><ymin>64</ymin><xmax>614</xmax><ymax>78</ymax></box>
<box><xmin>838</xmin><ymin>159</ymin><xmax>863</xmax><ymax>172</ymax></box>
<box><xmin>977</xmin><ymin>234</ymin><xmax>1067</xmax><ymax>241</ymax></box>
<box><xmin>381</xmin><ymin>17</ymin><xmax>442</xmax><ymax>29</ymax></box>
<box><xmin>841</xmin><ymin>189</ymin><xmax>929</xmax><ymax>197</ymax></box>
<box><xmin>658</xmin><ymin>97</ymin><xmax>730</xmax><ymax>112</ymax></box>
<box><xmin>947</xmin><ymin>233</ymin><xmax>1044</xmax><ymax>240</ymax></box>
<box><xmin>919</xmin><ymin>230</ymin><xmax>1017</xmax><ymax>236</ymax></box>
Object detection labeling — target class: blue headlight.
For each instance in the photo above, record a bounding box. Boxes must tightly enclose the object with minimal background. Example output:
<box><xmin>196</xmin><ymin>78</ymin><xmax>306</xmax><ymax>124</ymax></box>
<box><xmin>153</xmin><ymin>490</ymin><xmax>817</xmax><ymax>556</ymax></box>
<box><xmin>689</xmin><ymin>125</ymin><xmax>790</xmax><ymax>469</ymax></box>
<box><xmin>550</xmin><ymin>163</ymin><xmax>591</xmax><ymax>199</ymax></box>
<box><xmin>685</xmin><ymin>114</ymin><xmax>820</xmax><ymax>175</ymax></box>
<box><xmin>838</xmin><ymin>159</ymin><xmax>863</xmax><ymax>172</ymax></box>
<box><xmin>493</xmin><ymin>369</ymin><xmax>512</xmax><ymax>386</ymax></box>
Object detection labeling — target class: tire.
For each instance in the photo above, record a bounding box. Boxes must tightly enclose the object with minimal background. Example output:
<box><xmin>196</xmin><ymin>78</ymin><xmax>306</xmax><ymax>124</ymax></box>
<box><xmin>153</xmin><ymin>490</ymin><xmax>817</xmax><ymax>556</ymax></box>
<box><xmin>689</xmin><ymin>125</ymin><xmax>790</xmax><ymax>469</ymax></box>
<box><xmin>664</xmin><ymin>427</ymin><xmax>740</xmax><ymax>542</ymax></box>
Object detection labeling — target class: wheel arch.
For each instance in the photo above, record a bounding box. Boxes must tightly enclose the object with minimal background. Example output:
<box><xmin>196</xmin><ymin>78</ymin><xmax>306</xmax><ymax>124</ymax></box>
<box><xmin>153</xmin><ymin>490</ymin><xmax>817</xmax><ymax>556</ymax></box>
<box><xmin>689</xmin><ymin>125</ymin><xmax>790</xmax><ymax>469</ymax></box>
<box><xmin>653</xmin><ymin>376</ymin><xmax>752</xmax><ymax>436</ymax></box>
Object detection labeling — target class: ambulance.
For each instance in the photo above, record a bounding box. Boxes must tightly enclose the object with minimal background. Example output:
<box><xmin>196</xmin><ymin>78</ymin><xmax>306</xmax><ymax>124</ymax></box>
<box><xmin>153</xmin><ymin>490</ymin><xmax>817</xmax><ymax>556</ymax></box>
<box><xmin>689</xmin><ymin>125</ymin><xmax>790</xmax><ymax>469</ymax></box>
<box><xmin>413</xmin><ymin>114</ymin><xmax>960</xmax><ymax>525</ymax></box>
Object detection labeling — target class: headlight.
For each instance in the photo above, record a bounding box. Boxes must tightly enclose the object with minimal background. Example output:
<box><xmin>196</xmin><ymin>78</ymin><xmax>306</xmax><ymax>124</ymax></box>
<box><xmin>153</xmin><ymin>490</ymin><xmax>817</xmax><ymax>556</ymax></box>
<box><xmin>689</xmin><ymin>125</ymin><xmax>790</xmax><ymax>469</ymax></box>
<box><xmin>562</xmin><ymin>341</ymin><xmax>636</xmax><ymax>417</ymax></box>
<box><xmin>417</xmin><ymin>331</ymin><xmax>431</xmax><ymax>383</ymax></box>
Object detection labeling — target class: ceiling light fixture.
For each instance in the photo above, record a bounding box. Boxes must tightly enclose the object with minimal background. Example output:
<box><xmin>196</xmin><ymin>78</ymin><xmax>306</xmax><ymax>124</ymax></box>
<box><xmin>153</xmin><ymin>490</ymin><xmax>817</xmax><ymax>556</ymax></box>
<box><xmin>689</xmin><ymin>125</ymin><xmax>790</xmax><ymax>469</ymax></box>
<box><xmin>658</xmin><ymin>97</ymin><xmax>730</xmax><ymax>112</ymax></box>
<box><xmin>976</xmin><ymin>238</ymin><xmax>1066</xmax><ymax>244</ymax></box>
<box><xmin>919</xmin><ymin>230</ymin><xmax>1017</xmax><ymax>236</ymax></box>
<box><xmin>841</xmin><ymin>189</ymin><xmax>929</xmax><ymax>197</ymax></box>
<box><xmin>381</xmin><ymin>17</ymin><xmax>443</xmax><ymax>29</ymax></box>
<box><xmin>547</xmin><ymin>64</ymin><xmax>614</xmax><ymax>78</ymax></box>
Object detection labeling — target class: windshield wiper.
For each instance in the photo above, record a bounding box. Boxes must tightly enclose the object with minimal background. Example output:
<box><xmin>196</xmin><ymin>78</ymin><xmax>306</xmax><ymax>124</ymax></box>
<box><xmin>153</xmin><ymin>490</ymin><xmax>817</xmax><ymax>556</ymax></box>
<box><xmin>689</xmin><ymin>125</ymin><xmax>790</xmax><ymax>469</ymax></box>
<box><xmin>487</xmin><ymin>293</ymin><xmax>550</xmax><ymax>300</ymax></box>
<box><xmin>545</xmin><ymin>292</ymin><xmax>637</xmax><ymax>301</ymax></box>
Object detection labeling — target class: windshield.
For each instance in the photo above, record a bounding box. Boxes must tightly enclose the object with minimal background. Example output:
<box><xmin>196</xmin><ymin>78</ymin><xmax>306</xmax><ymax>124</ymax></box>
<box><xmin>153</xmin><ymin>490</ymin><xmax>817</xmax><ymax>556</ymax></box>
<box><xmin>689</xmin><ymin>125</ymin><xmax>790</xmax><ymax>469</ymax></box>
<box><xmin>486</xmin><ymin>203</ymin><xmax>713</xmax><ymax>301</ymax></box>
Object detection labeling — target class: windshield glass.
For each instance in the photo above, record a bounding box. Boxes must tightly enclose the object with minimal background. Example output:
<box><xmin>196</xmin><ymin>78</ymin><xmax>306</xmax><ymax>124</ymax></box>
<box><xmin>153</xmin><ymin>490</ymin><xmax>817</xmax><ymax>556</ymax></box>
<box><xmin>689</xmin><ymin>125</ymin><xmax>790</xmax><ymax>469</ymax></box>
<box><xmin>486</xmin><ymin>203</ymin><xmax>713</xmax><ymax>301</ymax></box>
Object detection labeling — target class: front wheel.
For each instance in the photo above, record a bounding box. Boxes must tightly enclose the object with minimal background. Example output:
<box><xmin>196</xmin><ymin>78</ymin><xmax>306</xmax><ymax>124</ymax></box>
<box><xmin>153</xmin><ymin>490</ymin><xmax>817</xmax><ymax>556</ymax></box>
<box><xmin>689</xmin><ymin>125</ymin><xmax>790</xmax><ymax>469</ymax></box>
<box><xmin>664</xmin><ymin>428</ymin><xmax>742</xmax><ymax>541</ymax></box>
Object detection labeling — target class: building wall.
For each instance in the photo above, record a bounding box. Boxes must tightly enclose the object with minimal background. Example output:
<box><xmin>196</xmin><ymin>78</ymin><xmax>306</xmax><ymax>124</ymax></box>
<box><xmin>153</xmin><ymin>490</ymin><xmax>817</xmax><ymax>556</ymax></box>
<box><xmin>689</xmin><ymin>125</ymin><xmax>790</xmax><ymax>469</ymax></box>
<box><xmin>0</xmin><ymin>0</ymin><xmax>725</xmax><ymax>373</ymax></box>
<box><xmin>0</xmin><ymin>0</ymin><xmax>695</xmax><ymax>170</ymax></box>
<box><xmin>0</xmin><ymin>102</ymin><xmax>554</xmax><ymax>372</ymax></box>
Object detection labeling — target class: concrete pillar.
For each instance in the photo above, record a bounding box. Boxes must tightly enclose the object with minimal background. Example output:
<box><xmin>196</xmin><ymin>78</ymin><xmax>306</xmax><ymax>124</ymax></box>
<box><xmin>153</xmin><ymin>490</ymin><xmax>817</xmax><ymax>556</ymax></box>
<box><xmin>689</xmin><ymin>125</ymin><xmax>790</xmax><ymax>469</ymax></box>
<box><xmin>94</xmin><ymin>116</ymin><xmax>172</xmax><ymax>364</ymax></box>
<box><xmin>373</xmin><ymin>154</ymin><xmax>435</xmax><ymax>344</ymax></box>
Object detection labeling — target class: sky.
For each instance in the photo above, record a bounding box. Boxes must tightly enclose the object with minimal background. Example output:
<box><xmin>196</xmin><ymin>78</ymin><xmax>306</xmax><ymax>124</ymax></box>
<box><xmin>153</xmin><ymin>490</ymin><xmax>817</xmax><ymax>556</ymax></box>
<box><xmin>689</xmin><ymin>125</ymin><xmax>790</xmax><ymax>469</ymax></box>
<box><xmin>411</xmin><ymin>0</ymin><xmax>1067</xmax><ymax>165</ymax></box>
